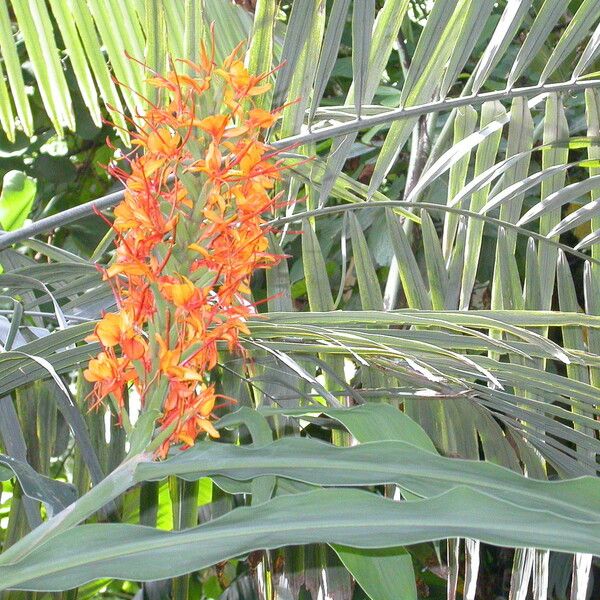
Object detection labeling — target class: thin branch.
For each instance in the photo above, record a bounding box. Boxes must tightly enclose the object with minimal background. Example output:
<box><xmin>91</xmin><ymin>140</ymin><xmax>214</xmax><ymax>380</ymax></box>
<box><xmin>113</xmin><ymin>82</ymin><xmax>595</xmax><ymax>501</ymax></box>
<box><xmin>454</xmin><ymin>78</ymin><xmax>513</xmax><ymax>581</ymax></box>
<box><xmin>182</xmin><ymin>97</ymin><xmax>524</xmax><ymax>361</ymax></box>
<box><xmin>2</xmin><ymin>78</ymin><xmax>600</xmax><ymax>251</ymax></box>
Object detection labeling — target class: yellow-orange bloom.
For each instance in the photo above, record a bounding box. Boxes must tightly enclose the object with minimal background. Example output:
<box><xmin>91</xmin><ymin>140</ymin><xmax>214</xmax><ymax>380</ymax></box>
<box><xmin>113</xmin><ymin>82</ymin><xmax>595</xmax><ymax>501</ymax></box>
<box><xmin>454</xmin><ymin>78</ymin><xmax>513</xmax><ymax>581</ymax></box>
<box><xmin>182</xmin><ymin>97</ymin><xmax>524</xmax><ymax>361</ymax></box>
<box><xmin>160</xmin><ymin>277</ymin><xmax>197</xmax><ymax>308</ymax></box>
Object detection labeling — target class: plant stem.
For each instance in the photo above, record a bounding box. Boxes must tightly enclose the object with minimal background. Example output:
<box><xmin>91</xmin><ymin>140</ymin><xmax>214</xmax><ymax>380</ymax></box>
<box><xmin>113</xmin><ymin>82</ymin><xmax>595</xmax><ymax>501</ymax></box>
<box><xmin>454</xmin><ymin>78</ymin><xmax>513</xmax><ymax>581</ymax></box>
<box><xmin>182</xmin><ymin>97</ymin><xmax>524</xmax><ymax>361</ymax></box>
<box><xmin>170</xmin><ymin>478</ymin><xmax>199</xmax><ymax>600</ymax></box>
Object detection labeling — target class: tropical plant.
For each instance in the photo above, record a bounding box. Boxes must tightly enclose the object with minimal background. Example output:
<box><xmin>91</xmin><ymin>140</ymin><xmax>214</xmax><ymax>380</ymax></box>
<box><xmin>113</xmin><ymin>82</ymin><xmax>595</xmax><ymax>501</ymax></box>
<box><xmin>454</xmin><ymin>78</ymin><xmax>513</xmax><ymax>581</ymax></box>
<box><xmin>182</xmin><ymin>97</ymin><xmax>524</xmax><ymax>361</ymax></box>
<box><xmin>1</xmin><ymin>1</ymin><xmax>600</xmax><ymax>599</ymax></box>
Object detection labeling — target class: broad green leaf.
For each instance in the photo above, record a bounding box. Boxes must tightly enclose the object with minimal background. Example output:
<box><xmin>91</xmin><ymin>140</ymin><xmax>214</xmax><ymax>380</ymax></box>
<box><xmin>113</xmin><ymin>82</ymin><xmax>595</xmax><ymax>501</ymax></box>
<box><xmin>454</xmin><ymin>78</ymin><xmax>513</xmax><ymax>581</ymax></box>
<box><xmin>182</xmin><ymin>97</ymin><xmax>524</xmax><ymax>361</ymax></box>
<box><xmin>0</xmin><ymin>453</ymin><xmax>146</xmax><ymax>567</ymax></box>
<box><xmin>0</xmin><ymin>454</ymin><xmax>76</xmax><ymax>517</ymax></box>
<box><xmin>136</xmin><ymin>436</ymin><xmax>600</xmax><ymax>523</ymax></box>
<box><xmin>0</xmin><ymin>171</ymin><xmax>36</xmax><ymax>231</ymax></box>
<box><xmin>3</xmin><ymin>486</ymin><xmax>600</xmax><ymax>591</ymax></box>
<box><xmin>334</xmin><ymin>546</ymin><xmax>417</xmax><ymax>600</ymax></box>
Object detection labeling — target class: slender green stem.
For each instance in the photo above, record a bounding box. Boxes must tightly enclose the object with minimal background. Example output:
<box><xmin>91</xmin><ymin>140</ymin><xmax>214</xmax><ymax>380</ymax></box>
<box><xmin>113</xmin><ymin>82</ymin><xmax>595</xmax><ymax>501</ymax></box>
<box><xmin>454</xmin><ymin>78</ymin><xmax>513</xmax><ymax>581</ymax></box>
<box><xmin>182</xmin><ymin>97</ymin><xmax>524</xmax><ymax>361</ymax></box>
<box><xmin>170</xmin><ymin>478</ymin><xmax>199</xmax><ymax>600</ymax></box>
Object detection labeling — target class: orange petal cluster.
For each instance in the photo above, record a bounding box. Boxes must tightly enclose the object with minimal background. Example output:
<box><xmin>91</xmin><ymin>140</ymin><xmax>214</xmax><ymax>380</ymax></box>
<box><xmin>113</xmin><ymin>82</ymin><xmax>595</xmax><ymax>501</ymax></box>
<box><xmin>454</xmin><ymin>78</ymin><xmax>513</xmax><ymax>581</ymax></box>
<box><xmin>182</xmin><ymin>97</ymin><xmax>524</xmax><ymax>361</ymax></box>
<box><xmin>84</xmin><ymin>42</ymin><xmax>285</xmax><ymax>458</ymax></box>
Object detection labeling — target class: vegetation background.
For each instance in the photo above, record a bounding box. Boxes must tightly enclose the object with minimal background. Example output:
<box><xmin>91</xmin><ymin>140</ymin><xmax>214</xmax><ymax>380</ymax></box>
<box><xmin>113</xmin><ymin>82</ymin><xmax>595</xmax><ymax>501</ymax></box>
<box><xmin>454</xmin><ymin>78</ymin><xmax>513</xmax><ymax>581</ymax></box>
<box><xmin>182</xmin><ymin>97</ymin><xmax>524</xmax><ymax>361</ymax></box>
<box><xmin>1</xmin><ymin>0</ymin><xmax>600</xmax><ymax>598</ymax></box>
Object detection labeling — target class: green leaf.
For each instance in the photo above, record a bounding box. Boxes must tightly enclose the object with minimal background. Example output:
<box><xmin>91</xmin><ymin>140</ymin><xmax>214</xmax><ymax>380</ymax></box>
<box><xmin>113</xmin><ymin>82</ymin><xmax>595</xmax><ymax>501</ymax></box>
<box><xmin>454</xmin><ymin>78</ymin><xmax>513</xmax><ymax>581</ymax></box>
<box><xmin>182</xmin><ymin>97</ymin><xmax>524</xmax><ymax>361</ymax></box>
<box><xmin>0</xmin><ymin>454</ymin><xmax>77</xmax><ymax>517</ymax></box>
<box><xmin>421</xmin><ymin>210</ymin><xmax>449</xmax><ymax>310</ymax></box>
<box><xmin>0</xmin><ymin>171</ymin><xmax>36</xmax><ymax>231</ymax></box>
<box><xmin>3</xmin><ymin>485</ymin><xmax>600</xmax><ymax>591</ymax></box>
<box><xmin>385</xmin><ymin>209</ymin><xmax>431</xmax><ymax>309</ymax></box>
<box><xmin>460</xmin><ymin>101</ymin><xmax>506</xmax><ymax>309</ymax></box>
<box><xmin>68</xmin><ymin>0</ymin><xmax>129</xmax><ymax>143</ymax></box>
<box><xmin>136</xmin><ymin>435</ymin><xmax>600</xmax><ymax>524</ymax></box>
<box><xmin>272</xmin><ymin>0</ymin><xmax>316</xmax><ymax>108</ymax></box>
<box><xmin>308</xmin><ymin>0</ymin><xmax>351</xmax><ymax>123</ymax></box>
<box><xmin>48</xmin><ymin>0</ymin><xmax>102</xmax><ymax>127</ymax></box>
<box><xmin>334</xmin><ymin>546</ymin><xmax>417</xmax><ymax>600</ymax></box>
<box><xmin>469</xmin><ymin>0</ymin><xmax>531</xmax><ymax>93</ymax></box>
<box><xmin>0</xmin><ymin>59</ymin><xmax>15</xmax><ymax>142</ymax></box>
<box><xmin>351</xmin><ymin>0</ymin><xmax>375</xmax><ymax>118</ymax></box>
<box><xmin>507</xmin><ymin>0</ymin><xmax>564</xmax><ymax>87</ymax></box>
<box><xmin>540</xmin><ymin>0</ymin><xmax>600</xmax><ymax>83</ymax></box>
<box><xmin>318</xmin><ymin>0</ymin><xmax>410</xmax><ymax>203</ymax></box>
<box><xmin>349</xmin><ymin>212</ymin><xmax>383</xmax><ymax>310</ymax></box>
<box><xmin>11</xmin><ymin>0</ymin><xmax>75</xmax><ymax>134</ymax></box>
<box><xmin>0</xmin><ymin>1</ymin><xmax>32</xmax><ymax>136</ymax></box>
<box><xmin>247</xmin><ymin>0</ymin><xmax>275</xmax><ymax>110</ymax></box>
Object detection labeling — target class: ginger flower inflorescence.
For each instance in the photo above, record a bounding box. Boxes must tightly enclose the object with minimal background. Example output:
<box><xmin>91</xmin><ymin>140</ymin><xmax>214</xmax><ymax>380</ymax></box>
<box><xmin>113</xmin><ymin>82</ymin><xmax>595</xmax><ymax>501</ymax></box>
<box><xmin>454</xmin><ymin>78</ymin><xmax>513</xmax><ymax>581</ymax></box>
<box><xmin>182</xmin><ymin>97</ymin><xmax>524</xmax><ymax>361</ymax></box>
<box><xmin>84</xmin><ymin>41</ymin><xmax>286</xmax><ymax>458</ymax></box>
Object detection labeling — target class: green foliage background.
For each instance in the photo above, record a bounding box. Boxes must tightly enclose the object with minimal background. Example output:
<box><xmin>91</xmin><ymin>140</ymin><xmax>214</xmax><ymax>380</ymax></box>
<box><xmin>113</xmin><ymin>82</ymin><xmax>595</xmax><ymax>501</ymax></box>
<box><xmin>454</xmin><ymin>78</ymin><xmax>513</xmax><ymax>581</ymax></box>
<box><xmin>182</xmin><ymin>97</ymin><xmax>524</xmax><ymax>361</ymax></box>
<box><xmin>1</xmin><ymin>1</ymin><xmax>600</xmax><ymax>599</ymax></box>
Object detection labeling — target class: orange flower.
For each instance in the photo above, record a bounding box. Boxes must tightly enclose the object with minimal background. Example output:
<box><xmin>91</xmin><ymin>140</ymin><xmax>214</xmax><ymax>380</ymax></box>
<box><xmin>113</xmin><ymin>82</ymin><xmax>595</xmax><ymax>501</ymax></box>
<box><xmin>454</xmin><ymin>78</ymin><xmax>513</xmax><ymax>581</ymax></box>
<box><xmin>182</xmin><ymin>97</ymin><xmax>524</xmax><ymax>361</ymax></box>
<box><xmin>144</xmin><ymin>128</ymin><xmax>182</xmax><ymax>156</ymax></box>
<box><xmin>86</xmin><ymin>312</ymin><xmax>146</xmax><ymax>361</ymax></box>
<box><xmin>83</xmin><ymin>352</ymin><xmax>137</xmax><ymax>408</ymax></box>
<box><xmin>197</xmin><ymin>114</ymin><xmax>229</xmax><ymax>139</ymax></box>
<box><xmin>156</xmin><ymin>334</ymin><xmax>203</xmax><ymax>381</ymax></box>
<box><xmin>247</xmin><ymin>108</ymin><xmax>278</xmax><ymax>129</ymax></box>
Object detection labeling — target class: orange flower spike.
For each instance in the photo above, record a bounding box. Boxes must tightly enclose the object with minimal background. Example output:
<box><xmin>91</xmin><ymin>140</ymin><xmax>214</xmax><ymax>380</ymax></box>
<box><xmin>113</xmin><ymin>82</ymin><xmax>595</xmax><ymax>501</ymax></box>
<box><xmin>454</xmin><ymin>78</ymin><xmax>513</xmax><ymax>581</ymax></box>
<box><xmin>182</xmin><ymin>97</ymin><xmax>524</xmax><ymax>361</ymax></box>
<box><xmin>194</xmin><ymin>142</ymin><xmax>222</xmax><ymax>177</ymax></box>
<box><xmin>86</xmin><ymin>47</ymin><xmax>288</xmax><ymax>456</ymax></box>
